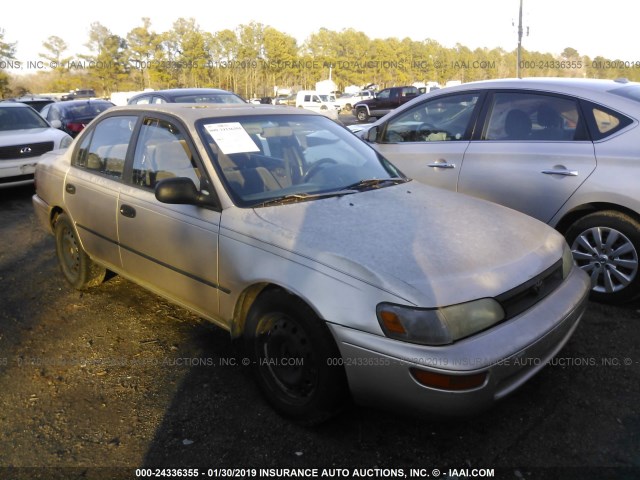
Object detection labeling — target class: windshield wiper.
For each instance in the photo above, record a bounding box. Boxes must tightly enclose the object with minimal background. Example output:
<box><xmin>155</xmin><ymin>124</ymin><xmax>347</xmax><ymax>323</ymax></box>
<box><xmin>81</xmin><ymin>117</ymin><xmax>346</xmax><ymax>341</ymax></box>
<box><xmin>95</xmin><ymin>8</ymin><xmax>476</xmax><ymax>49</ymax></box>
<box><xmin>257</xmin><ymin>191</ymin><xmax>354</xmax><ymax>207</ymax></box>
<box><xmin>341</xmin><ymin>178</ymin><xmax>409</xmax><ymax>191</ymax></box>
<box><xmin>256</xmin><ymin>178</ymin><xmax>409</xmax><ymax>207</ymax></box>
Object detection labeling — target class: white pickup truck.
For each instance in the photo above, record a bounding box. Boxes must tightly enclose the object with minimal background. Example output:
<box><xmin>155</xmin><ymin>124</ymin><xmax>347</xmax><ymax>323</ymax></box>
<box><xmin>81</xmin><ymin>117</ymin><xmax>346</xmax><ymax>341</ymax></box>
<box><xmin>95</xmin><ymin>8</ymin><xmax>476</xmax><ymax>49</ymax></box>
<box><xmin>334</xmin><ymin>90</ymin><xmax>375</xmax><ymax>112</ymax></box>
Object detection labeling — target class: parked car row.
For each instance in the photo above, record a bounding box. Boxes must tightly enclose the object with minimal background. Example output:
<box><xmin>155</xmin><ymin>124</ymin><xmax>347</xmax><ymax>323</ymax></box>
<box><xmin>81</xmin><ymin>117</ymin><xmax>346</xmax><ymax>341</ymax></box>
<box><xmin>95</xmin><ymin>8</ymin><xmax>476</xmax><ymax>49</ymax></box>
<box><xmin>2</xmin><ymin>79</ymin><xmax>637</xmax><ymax>425</ymax></box>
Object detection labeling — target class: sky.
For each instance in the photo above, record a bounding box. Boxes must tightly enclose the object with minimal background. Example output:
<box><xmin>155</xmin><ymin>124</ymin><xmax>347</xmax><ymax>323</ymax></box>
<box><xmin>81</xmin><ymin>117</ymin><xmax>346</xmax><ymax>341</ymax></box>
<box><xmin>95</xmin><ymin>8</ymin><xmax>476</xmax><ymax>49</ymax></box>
<box><xmin>3</xmin><ymin>0</ymin><xmax>637</xmax><ymax>74</ymax></box>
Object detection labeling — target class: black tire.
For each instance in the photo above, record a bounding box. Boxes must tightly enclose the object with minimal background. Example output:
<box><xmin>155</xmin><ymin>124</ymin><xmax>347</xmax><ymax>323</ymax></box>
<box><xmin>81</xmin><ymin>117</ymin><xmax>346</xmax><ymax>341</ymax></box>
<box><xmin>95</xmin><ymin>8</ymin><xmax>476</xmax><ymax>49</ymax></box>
<box><xmin>565</xmin><ymin>210</ymin><xmax>640</xmax><ymax>304</ymax></box>
<box><xmin>54</xmin><ymin>213</ymin><xmax>106</xmax><ymax>290</ymax></box>
<box><xmin>356</xmin><ymin>108</ymin><xmax>369</xmax><ymax>123</ymax></box>
<box><xmin>244</xmin><ymin>289</ymin><xmax>349</xmax><ymax>425</ymax></box>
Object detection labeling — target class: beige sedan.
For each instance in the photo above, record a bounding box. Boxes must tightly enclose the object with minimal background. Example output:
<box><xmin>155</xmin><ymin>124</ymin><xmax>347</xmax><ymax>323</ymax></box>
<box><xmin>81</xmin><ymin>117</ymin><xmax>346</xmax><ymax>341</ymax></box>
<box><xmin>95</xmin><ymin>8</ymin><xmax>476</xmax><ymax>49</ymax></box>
<box><xmin>33</xmin><ymin>103</ymin><xmax>589</xmax><ymax>424</ymax></box>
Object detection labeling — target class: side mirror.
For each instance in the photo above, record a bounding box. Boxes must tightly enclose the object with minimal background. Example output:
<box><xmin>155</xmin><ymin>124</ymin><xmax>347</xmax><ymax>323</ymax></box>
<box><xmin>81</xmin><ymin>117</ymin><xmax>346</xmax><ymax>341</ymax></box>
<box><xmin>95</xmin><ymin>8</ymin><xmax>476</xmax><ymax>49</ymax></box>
<box><xmin>50</xmin><ymin>119</ymin><xmax>62</xmax><ymax>129</ymax></box>
<box><xmin>155</xmin><ymin>177</ymin><xmax>212</xmax><ymax>206</ymax></box>
<box><xmin>365</xmin><ymin>126</ymin><xmax>379</xmax><ymax>143</ymax></box>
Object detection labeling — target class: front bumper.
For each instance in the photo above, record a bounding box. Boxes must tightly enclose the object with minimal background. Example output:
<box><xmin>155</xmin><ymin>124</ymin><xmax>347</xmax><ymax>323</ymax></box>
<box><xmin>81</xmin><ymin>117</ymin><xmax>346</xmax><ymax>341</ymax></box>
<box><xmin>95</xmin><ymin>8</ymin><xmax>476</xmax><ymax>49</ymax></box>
<box><xmin>0</xmin><ymin>159</ymin><xmax>38</xmax><ymax>188</ymax></box>
<box><xmin>329</xmin><ymin>266</ymin><xmax>590</xmax><ymax>417</ymax></box>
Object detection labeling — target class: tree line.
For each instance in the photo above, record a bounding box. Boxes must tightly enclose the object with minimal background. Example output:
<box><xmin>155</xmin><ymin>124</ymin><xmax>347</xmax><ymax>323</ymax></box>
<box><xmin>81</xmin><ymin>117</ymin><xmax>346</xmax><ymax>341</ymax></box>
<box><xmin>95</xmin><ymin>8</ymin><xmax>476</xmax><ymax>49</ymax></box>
<box><xmin>1</xmin><ymin>19</ymin><xmax>638</xmax><ymax>99</ymax></box>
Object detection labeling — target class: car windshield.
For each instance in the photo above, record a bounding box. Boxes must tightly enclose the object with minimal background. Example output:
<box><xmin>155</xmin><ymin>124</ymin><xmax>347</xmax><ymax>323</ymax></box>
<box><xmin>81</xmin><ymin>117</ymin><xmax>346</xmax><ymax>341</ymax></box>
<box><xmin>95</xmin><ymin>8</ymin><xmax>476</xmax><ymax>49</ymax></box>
<box><xmin>198</xmin><ymin>114</ymin><xmax>405</xmax><ymax>207</ymax></box>
<box><xmin>172</xmin><ymin>93</ymin><xmax>246</xmax><ymax>104</ymax></box>
<box><xmin>0</xmin><ymin>105</ymin><xmax>50</xmax><ymax>131</ymax></box>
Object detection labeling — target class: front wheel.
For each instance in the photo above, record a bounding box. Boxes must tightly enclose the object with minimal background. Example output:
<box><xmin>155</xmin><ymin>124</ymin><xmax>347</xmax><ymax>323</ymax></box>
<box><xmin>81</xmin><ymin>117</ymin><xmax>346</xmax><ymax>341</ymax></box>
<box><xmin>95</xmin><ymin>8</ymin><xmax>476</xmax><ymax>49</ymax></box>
<box><xmin>54</xmin><ymin>213</ymin><xmax>106</xmax><ymax>290</ymax></box>
<box><xmin>244</xmin><ymin>290</ymin><xmax>349</xmax><ymax>425</ymax></box>
<box><xmin>356</xmin><ymin>108</ymin><xmax>369</xmax><ymax>123</ymax></box>
<box><xmin>565</xmin><ymin>211</ymin><xmax>640</xmax><ymax>304</ymax></box>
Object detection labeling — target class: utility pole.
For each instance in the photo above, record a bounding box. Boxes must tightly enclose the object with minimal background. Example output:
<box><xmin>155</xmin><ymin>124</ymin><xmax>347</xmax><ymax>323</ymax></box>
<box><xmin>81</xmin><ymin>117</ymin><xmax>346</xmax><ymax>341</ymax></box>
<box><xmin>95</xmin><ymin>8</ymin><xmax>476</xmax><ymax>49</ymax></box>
<box><xmin>516</xmin><ymin>0</ymin><xmax>523</xmax><ymax>78</ymax></box>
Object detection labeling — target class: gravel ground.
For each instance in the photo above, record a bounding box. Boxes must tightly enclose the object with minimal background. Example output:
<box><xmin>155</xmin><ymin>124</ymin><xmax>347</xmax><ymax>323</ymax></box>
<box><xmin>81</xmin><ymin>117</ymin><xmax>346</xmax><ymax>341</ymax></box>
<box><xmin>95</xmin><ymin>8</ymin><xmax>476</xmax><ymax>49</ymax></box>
<box><xmin>0</xmin><ymin>184</ymin><xmax>639</xmax><ymax>480</ymax></box>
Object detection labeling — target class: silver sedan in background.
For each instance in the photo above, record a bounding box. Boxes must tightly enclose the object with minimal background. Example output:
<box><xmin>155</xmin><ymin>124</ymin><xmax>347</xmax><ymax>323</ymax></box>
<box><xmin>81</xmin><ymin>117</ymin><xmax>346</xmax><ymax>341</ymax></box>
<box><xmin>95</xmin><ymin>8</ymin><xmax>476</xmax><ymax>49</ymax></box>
<box><xmin>32</xmin><ymin>104</ymin><xmax>589</xmax><ymax>424</ymax></box>
<box><xmin>357</xmin><ymin>78</ymin><xmax>640</xmax><ymax>304</ymax></box>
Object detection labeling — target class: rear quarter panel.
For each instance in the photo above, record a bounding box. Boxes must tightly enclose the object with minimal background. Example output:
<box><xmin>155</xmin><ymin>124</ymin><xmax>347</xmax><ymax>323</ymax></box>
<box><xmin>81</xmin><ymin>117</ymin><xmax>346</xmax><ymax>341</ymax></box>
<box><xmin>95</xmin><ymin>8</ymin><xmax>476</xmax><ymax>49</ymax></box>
<box><xmin>34</xmin><ymin>150</ymin><xmax>71</xmax><ymax>227</ymax></box>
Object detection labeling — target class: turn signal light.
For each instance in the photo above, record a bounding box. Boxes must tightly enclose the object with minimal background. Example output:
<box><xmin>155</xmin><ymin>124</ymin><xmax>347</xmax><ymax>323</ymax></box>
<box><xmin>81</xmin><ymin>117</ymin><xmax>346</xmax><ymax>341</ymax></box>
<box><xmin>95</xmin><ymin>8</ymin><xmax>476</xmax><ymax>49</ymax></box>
<box><xmin>379</xmin><ymin>310</ymin><xmax>406</xmax><ymax>335</ymax></box>
<box><xmin>410</xmin><ymin>367</ymin><xmax>488</xmax><ymax>391</ymax></box>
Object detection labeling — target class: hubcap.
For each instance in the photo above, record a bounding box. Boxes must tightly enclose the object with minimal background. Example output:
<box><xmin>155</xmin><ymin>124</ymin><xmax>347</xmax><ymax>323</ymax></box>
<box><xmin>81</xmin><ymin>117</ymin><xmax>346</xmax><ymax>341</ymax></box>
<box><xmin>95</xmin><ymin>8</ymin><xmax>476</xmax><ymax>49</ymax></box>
<box><xmin>571</xmin><ymin>226</ymin><xmax>638</xmax><ymax>293</ymax></box>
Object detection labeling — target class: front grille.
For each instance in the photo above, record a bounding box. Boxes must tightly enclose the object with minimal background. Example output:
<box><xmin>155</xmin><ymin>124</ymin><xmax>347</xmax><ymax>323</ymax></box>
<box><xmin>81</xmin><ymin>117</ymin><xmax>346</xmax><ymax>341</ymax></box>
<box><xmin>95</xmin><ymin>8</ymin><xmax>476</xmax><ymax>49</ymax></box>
<box><xmin>496</xmin><ymin>259</ymin><xmax>564</xmax><ymax>320</ymax></box>
<box><xmin>0</xmin><ymin>141</ymin><xmax>54</xmax><ymax>160</ymax></box>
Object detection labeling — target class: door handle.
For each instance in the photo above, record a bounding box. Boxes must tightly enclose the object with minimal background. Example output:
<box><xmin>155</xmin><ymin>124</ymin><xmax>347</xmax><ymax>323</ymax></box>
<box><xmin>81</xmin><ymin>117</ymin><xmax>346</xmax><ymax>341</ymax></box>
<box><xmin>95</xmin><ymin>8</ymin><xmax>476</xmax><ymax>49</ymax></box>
<box><xmin>427</xmin><ymin>161</ymin><xmax>456</xmax><ymax>169</ymax></box>
<box><xmin>541</xmin><ymin>169</ymin><xmax>578</xmax><ymax>176</ymax></box>
<box><xmin>119</xmin><ymin>204</ymin><xmax>136</xmax><ymax>218</ymax></box>
<box><xmin>65</xmin><ymin>183</ymin><xmax>76</xmax><ymax>194</ymax></box>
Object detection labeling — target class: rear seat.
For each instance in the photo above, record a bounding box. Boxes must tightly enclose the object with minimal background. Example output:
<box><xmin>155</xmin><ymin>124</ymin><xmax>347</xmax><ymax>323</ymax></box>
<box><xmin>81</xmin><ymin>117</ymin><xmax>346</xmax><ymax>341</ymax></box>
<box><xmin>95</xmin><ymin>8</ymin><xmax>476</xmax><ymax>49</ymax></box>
<box><xmin>94</xmin><ymin>144</ymin><xmax>128</xmax><ymax>177</ymax></box>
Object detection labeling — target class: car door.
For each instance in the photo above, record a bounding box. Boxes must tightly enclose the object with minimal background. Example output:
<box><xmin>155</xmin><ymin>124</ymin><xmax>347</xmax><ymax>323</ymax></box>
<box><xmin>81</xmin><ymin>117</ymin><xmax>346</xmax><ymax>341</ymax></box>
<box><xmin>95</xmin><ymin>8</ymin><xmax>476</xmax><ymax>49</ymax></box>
<box><xmin>370</xmin><ymin>89</ymin><xmax>394</xmax><ymax>117</ymax></box>
<box><xmin>63</xmin><ymin>114</ymin><xmax>137</xmax><ymax>270</ymax></box>
<box><xmin>368</xmin><ymin>92</ymin><xmax>482</xmax><ymax>192</ymax></box>
<box><xmin>459</xmin><ymin>91</ymin><xmax>597</xmax><ymax>223</ymax></box>
<box><xmin>117</xmin><ymin>115</ymin><xmax>222</xmax><ymax>320</ymax></box>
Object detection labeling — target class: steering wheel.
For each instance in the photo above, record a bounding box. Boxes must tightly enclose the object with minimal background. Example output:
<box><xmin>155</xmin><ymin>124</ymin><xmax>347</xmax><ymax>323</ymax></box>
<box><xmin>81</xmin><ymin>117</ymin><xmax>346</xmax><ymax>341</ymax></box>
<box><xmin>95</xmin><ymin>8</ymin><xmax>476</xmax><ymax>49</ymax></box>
<box><xmin>416</xmin><ymin>123</ymin><xmax>440</xmax><ymax>140</ymax></box>
<box><xmin>303</xmin><ymin>158</ymin><xmax>338</xmax><ymax>181</ymax></box>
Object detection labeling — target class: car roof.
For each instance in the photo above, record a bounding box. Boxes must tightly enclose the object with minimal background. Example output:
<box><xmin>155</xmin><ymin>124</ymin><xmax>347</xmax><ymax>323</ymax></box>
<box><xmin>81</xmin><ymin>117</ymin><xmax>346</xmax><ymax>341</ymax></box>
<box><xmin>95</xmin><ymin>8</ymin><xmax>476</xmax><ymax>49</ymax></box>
<box><xmin>442</xmin><ymin>77</ymin><xmax>637</xmax><ymax>99</ymax></box>
<box><xmin>0</xmin><ymin>102</ymin><xmax>35</xmax><ymax>109</ymax></box>
<box><xmin>406</xmin><ymin>77</ymin><xmax>640</xmax><ymax>116</ymax></box>
<box><xmin>55</xmin><ymin>99</ymin><xmax>114</xmax><ymax>106</ymax></box>
<box><xmin>104</xmin><ymin>103</ymin><xmax>321</xmax><ymax>121</ymax></box>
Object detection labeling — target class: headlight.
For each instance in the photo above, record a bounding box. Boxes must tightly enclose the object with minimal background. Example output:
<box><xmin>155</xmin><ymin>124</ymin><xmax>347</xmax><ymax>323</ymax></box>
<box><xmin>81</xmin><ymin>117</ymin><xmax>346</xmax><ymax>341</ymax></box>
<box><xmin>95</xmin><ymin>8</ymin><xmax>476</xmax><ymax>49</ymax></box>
<box><xmin>377</xmin><ymin>299</ymin><xmax>505</xmax><ymax>346</ymax></box>
<box><xmin>562</xmin><ymin>241</ymin><xmax>574</xmax><ymax>279</ymax></box>
<box><xmin>60</xmin><ymin>135</ymin><xmax>73</xmax><ymax>149</ymax></box>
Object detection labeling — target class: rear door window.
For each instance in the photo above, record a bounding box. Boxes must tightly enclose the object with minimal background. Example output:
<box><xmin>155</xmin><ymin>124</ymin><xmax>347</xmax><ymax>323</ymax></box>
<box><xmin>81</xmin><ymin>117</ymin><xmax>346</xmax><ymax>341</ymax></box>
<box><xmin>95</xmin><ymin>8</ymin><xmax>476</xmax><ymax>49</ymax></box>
<box><xmin>482</xmin><ymin>92</ymin><xmax>587</xmax><ymax>141</ymax></box>
<box><xmin>73</xmin><ymin>116</ymin><xmax>137</xmax><ymax>179</ymax></box>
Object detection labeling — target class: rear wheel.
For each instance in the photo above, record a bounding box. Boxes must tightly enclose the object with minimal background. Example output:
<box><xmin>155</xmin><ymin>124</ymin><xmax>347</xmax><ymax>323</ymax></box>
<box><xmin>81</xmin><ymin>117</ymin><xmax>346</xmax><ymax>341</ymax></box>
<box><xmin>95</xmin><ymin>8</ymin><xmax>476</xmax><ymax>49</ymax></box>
<box><xmin>244</xmin><ymin>289</ymin><xmax>349</xmax><ymax>425</ymax></box>
<box><xmin>565</xmin><ymin>211</ymin><xmax>640</xmax><ymax>303</ymax></box>
<box><xmin>54</xmin><ymin>213</ymin><xmax>106</xmax><ymax>290</ymax></box>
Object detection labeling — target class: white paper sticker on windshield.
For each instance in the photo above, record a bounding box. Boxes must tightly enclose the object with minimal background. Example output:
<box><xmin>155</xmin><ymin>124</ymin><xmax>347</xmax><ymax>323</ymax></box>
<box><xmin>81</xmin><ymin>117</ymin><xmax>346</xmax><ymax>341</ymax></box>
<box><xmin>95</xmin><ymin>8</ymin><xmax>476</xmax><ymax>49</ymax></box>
<box><xmin>204</xmin><ymin>122</ymin><xmax>260</xmax><ymax>154</ymax></box>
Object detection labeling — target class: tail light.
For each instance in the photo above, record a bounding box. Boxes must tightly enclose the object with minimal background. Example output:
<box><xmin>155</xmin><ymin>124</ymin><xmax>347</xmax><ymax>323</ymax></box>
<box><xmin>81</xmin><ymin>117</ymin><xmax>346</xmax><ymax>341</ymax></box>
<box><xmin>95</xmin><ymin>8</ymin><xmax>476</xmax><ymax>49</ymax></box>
<box><xmin>65</xmin><ymin>122</ymin><xmax>85</xmax><ymax>134</ymax></box>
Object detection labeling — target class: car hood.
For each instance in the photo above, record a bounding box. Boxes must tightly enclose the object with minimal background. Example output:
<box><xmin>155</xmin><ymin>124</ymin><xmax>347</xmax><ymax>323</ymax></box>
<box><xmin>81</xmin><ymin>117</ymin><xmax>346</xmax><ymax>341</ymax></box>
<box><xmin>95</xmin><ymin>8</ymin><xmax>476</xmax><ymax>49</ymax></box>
<box><xmin>227</xmin><ymin>182</ymin><xmax>565</xmax><ymax>307</ymax></box>
<box><xmin>0</xmin><ymin>127</ymin><xmax>66</xmax><ymax>146</ymax></box>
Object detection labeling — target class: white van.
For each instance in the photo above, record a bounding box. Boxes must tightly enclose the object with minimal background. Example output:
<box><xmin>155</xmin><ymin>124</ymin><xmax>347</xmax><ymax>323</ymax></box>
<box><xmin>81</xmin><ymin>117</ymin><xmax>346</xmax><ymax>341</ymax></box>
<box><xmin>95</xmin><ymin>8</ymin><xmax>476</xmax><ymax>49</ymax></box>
<box><xmin>295</xmin><ymin>90</ymin><xmax>339</xmax><ymax>120</ymax></box>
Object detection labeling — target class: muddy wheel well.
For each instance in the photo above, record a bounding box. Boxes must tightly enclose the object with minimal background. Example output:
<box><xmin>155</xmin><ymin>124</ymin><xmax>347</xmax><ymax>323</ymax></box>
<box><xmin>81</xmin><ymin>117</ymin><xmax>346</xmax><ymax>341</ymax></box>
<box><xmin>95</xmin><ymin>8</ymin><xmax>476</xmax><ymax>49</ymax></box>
<box><xmin>50</xmin><ymin>206</ymin><xmax>64</xmax><ymax>228</ymax></box>
<box><xmin>555</xmin><ymin>203</ymin><xmax>640</xmax><ymax>235</ymax></box>
<box><xmin>229</xmin><ymin>283</ymin><xmax>293</xmax><ymax>339</ymax></box>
